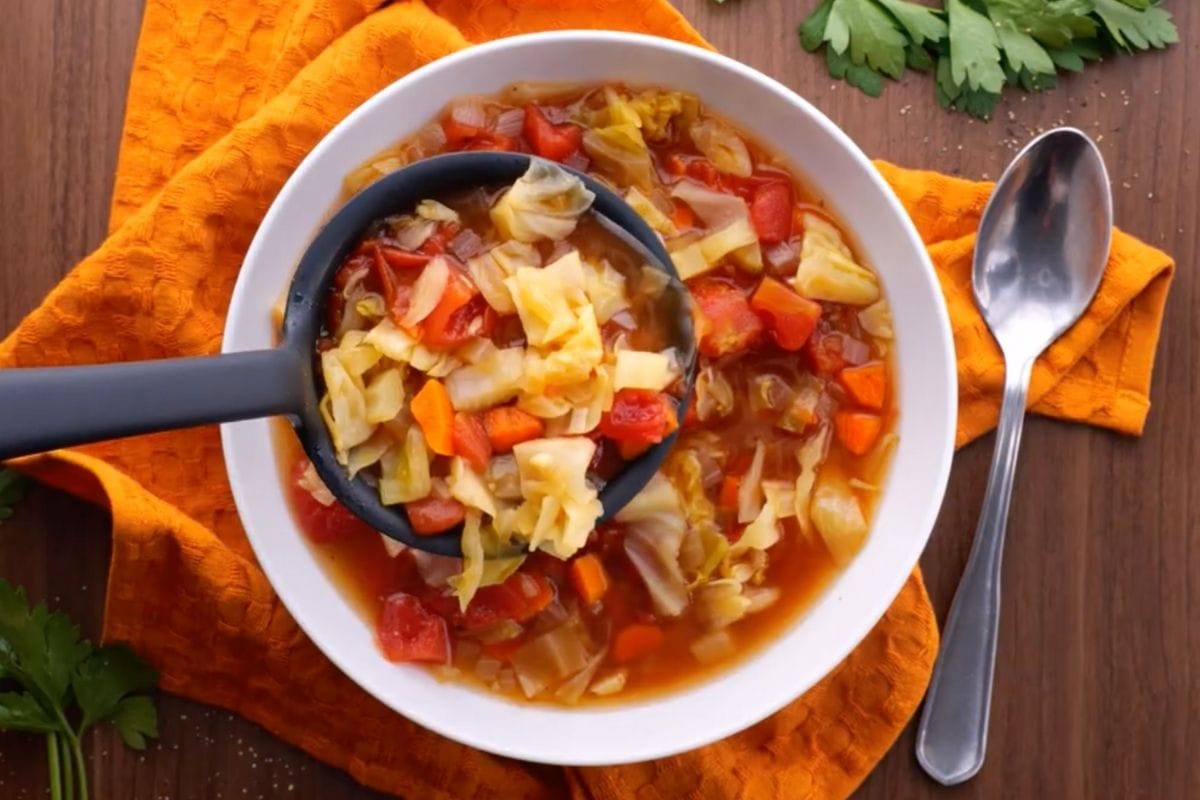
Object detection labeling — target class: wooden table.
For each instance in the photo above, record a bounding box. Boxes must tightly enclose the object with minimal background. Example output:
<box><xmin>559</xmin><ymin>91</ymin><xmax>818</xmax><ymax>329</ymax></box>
<box><xmin>1</xmin><ymin>1</ymin><xmax>1196</xmax><ymax>797</ymax></box>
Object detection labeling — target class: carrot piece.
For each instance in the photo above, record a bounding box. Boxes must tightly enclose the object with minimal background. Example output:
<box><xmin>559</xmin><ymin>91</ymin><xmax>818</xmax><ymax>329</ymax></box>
<box><xmin>838</xmin><ymin>362</ymin><xmax>887</xmax><ymax>410</ymax></box>
<box><xmin>718</xmin><ymin>476</ymin><xmax>741</xmax><ymax>510</ymax></box>
<box><xmin>834</xmin><ymin>410</ymin><xmax>883</xmax><ymax>456</ymax></box>
<box><xmin>452</xmin><ymin>412</ymin><xmax>492</xmax><ymax>472</ymax></box>
<box><xmin>568</xmin><ymin>554</ymin><xmax>610</xmax><ymax>605</ymax></box>
<box><xmin>613</xmin><ymin>624</ymin><xmax>665</xmax><ymax>663</ymax></box>
<box><xmin>665</xmin><ymin>153</ymin><xmax>688</xmax><ymax>176</ymax></box>
<box><xmin>482</xmin><ymin>406</ymin><xmax>544</xmax><ymax>452</ymax></box>
<box><xmin>411</xmin><ymin>379</ymin><xmax>456</xmax><ymax>456</ymax></box>
<box><xmin>617</xmin><ymin>439</ymin><xmax>653</xmax><ymax>460</ymax></box>
<box><xmin>671</xmin><ymin>200</ymin><xmax>695</xmax><ymax>230</ymax></box>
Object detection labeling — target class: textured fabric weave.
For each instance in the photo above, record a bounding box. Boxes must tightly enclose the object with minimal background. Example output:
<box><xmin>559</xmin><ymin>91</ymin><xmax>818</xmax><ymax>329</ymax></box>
<box><xmin>0</xmin><ymin>1</ymin><xmax>1173</xmax><ymax>798</ymax></box>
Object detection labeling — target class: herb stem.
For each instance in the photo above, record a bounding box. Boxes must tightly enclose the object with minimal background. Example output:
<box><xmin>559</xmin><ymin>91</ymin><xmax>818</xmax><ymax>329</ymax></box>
<box><xmin>46</xmin><ymin>733</ymin><xmax>63</xmax><ymax>800</ymax></box>
<box><xmin>60</xmin><ymin>731</ymin><xmax>74</xmax><ymax>800</ymax></box>
<box><xmin>71</xmin><ymin>732</ymin><xmax>90</xmax><ymax>800</ymax></box>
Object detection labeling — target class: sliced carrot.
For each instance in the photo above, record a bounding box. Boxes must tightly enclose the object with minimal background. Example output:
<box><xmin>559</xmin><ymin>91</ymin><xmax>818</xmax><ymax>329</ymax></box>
<box><xmin>613</xmin><ymin>624</ymin><xmax>665</xmax><ymax>663</ymax></box>
<box><xmin>411</xmin><ymin>379</ymin><xmax>455</xmax><ymax>456</ymax></box>
<box><xmin>838</xmin><ymin>362</ymin><xmax>887</xmax><ymax>410</ymax></box>
<box><xmin>671</xmin><ymin>200</ymin><xmax>695</xmax><ymax>230</ymax></box>
<box><xmin>718</xmin><ymin>476</ymin><xmax>741</xmax><ymax>510</ymax></box>
<box><xmin>482</xmin><ymin>406</ymin><xmax>544</xmax><ymax>453</ymax></box>
<box><xmin>834</xmin><ymin>410</ymin><xmax>883</xmax><ymax>456</ymax></box>
<box><xmin>568</xmin><ymin>554</ymin><xmax>610</xmax><ymax>605</ymax></box>
<box><xmin>616</xmin><ymin>439</ymin><xmax>653</xmax><ymax>460</ymax></box>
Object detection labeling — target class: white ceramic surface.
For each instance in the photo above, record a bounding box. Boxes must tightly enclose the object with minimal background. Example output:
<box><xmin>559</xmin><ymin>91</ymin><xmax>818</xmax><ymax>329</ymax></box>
<box><xmin>220</xmin><ymin>31</ymin><xmax>956</xmax><ymax>766</ymax></box>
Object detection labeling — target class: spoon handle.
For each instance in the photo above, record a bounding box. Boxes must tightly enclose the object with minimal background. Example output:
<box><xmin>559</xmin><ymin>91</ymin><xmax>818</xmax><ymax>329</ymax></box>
<box><xmin>0</xmin><ymin>348</ymin><xmax>306</xmax><ymax>460</ymax></box>
<box><xmin>915</xmin><ymin>356</ymin><xmax>1033</xmax><ymax>785</ymax></box>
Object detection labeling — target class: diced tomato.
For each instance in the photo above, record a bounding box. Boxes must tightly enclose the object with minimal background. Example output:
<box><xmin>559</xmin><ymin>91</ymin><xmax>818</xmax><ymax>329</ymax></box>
<box><xmin>807</xmin><ymin>329</ymin><xmax>869</xmax><ymax>375</ymax></box>
<box><xmin>600</xmin><ymin>389</ymin><xmax>672</xmax><ymax>446</ymax></box>
<box><xmin>749</xmin><ymin>277</ymin><xmax>822</xmax><ymax>351</ymax></box>
<box><xmin>378</xmin><ymin>246</ymin><xmax>430</xmax><ymax>270</ymax></box>
<box><xmin>749</xmin><ymin>182</ymin><xmax>793</xmax><ymax>244</ymax></box>
<box><xmin>451</xmin><ymin>412</ymin><xmax>492</xmax><ymax>472</ymax></box>
<box><xmin>670</xmin><ymin>200</ymin><xmax>695</xmax><ymax>231</ymax></box>
<box><xmin>461</xmin><ymin>133</ymin><xmax>519</xmax><ymax>152</ymax></box>
<box><xmin>442</xmin><ymin>116</ymin><xmax>487</xmax><ymax>145</ymax></box>
<box><xmin>377</xmin><ymin>593</ymin><xmax>450</xmax><ymax>664</ymax></box>
<box><xmin>405</xmin><ymin>497</ymin><xmax>466</xmax><ymax>535</ymax></box>
<box><xmin>424</xmin><ymin>294</ymin><xmax>493</xmax><ymax>350</ymax></box>
<box><xmin>689</xmin><ymin>277</ymin><xmax>764</xmax><ymax>358</ymax></box>
<box><xmin>664</xmin><ymin>153</ymin><xmax>688</xmax><ymax>176</ymax></box>
<box><xmin>458</xmin><ymin>572</ymin><xmax>555</xmax><ymax>631</ymax></box>
<box><xmin>685</xmin><ymin>158</ymin><xmax>720</xmax><ymax>187</ymax></box>
<box><xmin>288</xmin><ymin>459</ymin><xmax>372</xmax><ymax>543</ymax></box>
<box><xmin>421</xmin><ymin>270</ymin><xmax>480</xmax><ymax>349</ymax></box>
<box><xmin>523</xmin><ymin>105</ymin><xmax>583</xmax><ymax>161</ymax></box>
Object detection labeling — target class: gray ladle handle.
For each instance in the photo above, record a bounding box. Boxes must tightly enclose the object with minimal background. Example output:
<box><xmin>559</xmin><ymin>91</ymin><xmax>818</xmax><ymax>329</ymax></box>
<box><xmin>0</xmin><ymin>348</ymin><xmax>306</xmax><ymax>460</ymax></box>
<box><xmin>915</xmin><ymin>356</ymin><xmax>1033</xmax><ymax>785</ymax></box>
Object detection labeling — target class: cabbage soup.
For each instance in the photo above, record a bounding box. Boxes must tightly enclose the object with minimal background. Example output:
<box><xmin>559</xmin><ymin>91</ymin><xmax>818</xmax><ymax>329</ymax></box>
<box><xmin>279</xmin><ymin>84</ymin><xmax>897</xmax><ymax>705</ymax></box>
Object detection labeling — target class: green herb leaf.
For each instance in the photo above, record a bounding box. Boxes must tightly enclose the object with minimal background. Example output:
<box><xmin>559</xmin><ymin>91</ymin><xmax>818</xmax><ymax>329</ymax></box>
<box><xmin>825</xmin><ymin>0</ymin><xmax>911</xmax><ymax>79</ymax></box>
<box><xmin>0</xmin><ymin>691</ymin><xmax>58</xmax><ymax>733</ymax></box>
<box><xmin>946</xmin><ymin>0</ymin><xmax>1006</xmax><ymax>94</ymax></box>
<box><xmin>800</xmin><ymin>0</ymin><xmax>835</xmax><ymax>52</ymax></box>
<box><xmin>72</xmin><ymin>644</ymin><xmax>158</xmax><ymax>731</ymax></box>
<box><xmin>0</xmin><ymin>581</ymin><xmax>90</xmax><ymax>706</ymax></box>
<box><xmin>985</xmin><ymin>0</ymin><xmax>1098</xmax><ymax>49</ymax></box>
<box><xmin>1093</xmin><ymin>0</ymin><xmax>1178</xmax><ymax>50</ymax></box>
<box><xmin>876</xmin><ymin>0</ymin><xmax>948</xmax><ymax>46</ymax></box>
<box><xmin>105</xmin><ymin>695</ymin><xmax>158</xmax><ymax>750</ymax></box>
<box><xmin>827</xmin><ymin>46</ymin><xmax>886</xmax><ymax>96</ymax></box>
<box><xmin>0</xmin><ymin>469</ymin><xmax>29</xmax><ymax>524</ymax></box>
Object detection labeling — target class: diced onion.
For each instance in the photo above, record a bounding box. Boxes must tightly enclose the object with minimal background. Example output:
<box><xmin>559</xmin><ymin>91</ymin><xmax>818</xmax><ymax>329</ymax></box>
<box><xmin>690</xmin><ymin>629</ymin><xmax>736</xmax><ymax>664</ymax></box>
<box><xmin>737</xmin><ymin>440</ymin><xmax>766</xmax><ymax>524</ymax></box>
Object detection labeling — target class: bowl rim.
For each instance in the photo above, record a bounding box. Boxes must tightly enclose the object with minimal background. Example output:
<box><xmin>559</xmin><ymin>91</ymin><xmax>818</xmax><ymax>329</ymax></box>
<box><xmin>221</xmin><ymin>29</ymin><xmax>956</xmax><ymax>765</ymax></box>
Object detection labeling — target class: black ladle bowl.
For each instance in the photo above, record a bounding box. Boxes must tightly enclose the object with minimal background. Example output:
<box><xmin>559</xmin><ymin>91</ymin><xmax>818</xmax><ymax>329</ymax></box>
<box><xmin>0</xmin><ymin>152</ymin><xmax>697</xmax><ymax>556</ymax></box>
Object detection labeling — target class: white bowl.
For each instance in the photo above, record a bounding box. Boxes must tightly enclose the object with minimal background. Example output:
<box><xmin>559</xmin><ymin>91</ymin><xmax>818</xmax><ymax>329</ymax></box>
<box><xmin>221</xmin><ymin>31</ymin><xmax>956</xmax><ymax>766</ymax></box>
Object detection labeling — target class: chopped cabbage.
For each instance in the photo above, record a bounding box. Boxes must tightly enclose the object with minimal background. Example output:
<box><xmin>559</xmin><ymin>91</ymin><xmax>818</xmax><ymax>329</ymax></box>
<box><xmin>582</xmin><ymin>124</ymin><xmax>654</xmax><ymax>190</ymax></box>
<box><xmin>561</xmin><ymin>362</ymin><xmax>614</xmax><ymax>435</ymax></box>
<box><xmin>346</xmin><ymin>430</ymin><xmax>391</xmax><ymax>479</ymax></box>
<box><xmin>730</xmin><ymin>500</ymin><xmax>780</xmax><ymax>558</ymax></box>
<box><xmin>689</xmin><ymin>118</ymin><xmax>752</xmax><ymax>177</ymax></box>
<box><xmin>669</xmin><ymin>242</ymin><xmax>710</xmax><ymax>281</ymax></box>
<box><xmin>447</xmin><ymin>512</ymin><xmax>525</xmax><ymax>610</ymax></box>
<box><xmin>511</xmin><ymin>438</ymin><xmax>603</xmax><ymax>559</ymax></box>
<box><xmin>319</xmin><ymin>349</ymin><xmax>374</xmax><ymax>455</ymax></box>
<box><xmin>408</xmin><ymin>343</ymin><xmax>461</xmax><ymax>378</ymax></box>
<box><xmin>700</xmin><ymin>218</ymin><xmax>759</xmax><ymax>267</ymax></box>
<box><xmin>364</xmin><ymin>319</ymin><xmax>417</xmax><ymax>363</ymax></box>
<box><xmin>490</xmin><ymin>239</ymin><xmax>542</xmax><ymax>273</ymax></box>
<box><xmin>353</xmin><ymin>293</ymin><xmax>386</xmax><ymax>321</ymax></box>
<box><xmin>516</xmin><ymin>391</ymin><xmax>574</xmax><ymax>420</ymax></box>
<box><xmin>388</xmin><ymin>215</ymin><xmax>437</xmax><ymax>250</ymax></box>
<box><xmin>379</xmin><ymin>533</ymin><xmax>405</xmax><ymax>558</ymax></box>
<box><xmin>629</xmin><ymin>90</ymin><xmax>684</xmax><ymax>141</ymax></box>
<box><xmin>858</xmin><ymin>299</ymin><xmax>894</xmax><ymax>339</ymax></box>
<box><xmin>399</xmin><ymin>256</ymin><xmax>450</xmax><ymax>327</ymax></box>
<box><xmin>589</xmin><ymin>669</ymin><xmax>628</xmax><ymax>696</ymax></box>
<box><xmin>364</xmin><ymin>367</ymin><xmax>404</xmax><ymax>424</ymax></box>
<box><xmin>511</xmin><ymin>617</ymin><xmax>593</xmax><ymax>699</ymax></box>
<box><xmin>454</xmin><ymin>337</ymin><xmax>497</xmax><ymax>366</ymax></box>
<box><xmin>444</xmin><ymin>347</ymin><xmax>525</xmax><ymax>412</ymax></box>
<box><xmin>613</xmin><ymin>350</ymin><xmax>675</xmax><ymax>392</ymax></box>
<box><xmin>690</xmin><ymin>629</ymin><xmax>735</xmax><ymax>664</ymax></box>
<box><xmin>555</xmin><ymin>648</ymin><xmax>608</xmax><ymax>705</ymax></box>
<box><xmin>506</xmin><ymin>254</ymin><xmax>588</xmax><ymax>347</ymax></box>
<box><xmin>670</xmin><ymin>180</ymin><xmax>749</xmax><ymax>229</ymax></box>
<box><xmin>416</xmin><ymin>198</ymin><xmax>459</xmax><ymax>223</ymax></box>
<box><xmin>762</xmin><ymin>480</ymin><xmax>797</xmax><ymax>519</ymax></box>
<box><xmin>696</xmin><ymin>579</ymin><xmax>751</xmax><ymax>629</ymax></box>
<box><xmin>624</xmin><ymin>187</ymin><xmax>677</xmax><ymax>236</ymax></box>
<box><xmin>583</xmin><ymin>260</ymin><xmax>629</xmax><ymax>324</ymax></box>
<box><xmin>793</xmin><ymin>426</ymin><xmax>831</xmax><ymax>539</ymax></box>
<box><xmin>794</xmin><ymin>213</ymin><xmax>880</xmax><ymax>306</ymax></box>
<box><xmin>744</xmin><ymin>586</ymin><xmax>781</xmax><ymax>613</ymax></box>
<box><xmin>490</xmin><ymin>159</ymin><xmax>595</xmax><ymax>243</ymax></box>
<box><xmin>449</xmin><ymin>456</ymin><xmax>498</xmax><ymax>516</ymax></box>
<box><xmin>737</xmin><ymin>440</ymin><xmax>766</xmax><ymax>524</ymax></box>
<box><xmin>811</xmin><ymin>474</ymin><xmax>868</xmax><ymax>566</ymax></box>
<box><xmin>695</xmin><ymin>366</ymin><xmax>734</xmax><ymax>421</ymax></box>
<box><xmin>379</xmin><ymin>426</ymin><xmax>431</xmax><ymax>504</ymax></box>
<box><xmin>602</xmin><ymin>87</ymin><xmax>643</xmax><ymax>127</ymax></box>
<box><xmin>467</xmin><ymin>251</ymin><xmax>516</xmax><ymax>314</ymax></box>
<box><xmin>521</xmin><ymin>305</ymin><xmax>604</xmax><ymax>393</ymax></box>
<box><xmin>617</xmin><ymin>473</ymin><xmax>690</xmax><ymax>617</ymax></box>
<box><xmin>298</xmin><ymin>461</ymin><xmax>336</xmax><ymax>506</ymax></box>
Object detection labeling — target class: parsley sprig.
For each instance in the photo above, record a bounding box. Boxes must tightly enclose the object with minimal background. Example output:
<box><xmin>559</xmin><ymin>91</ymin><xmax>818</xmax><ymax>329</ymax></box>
<box><xmin>797</xmin><ymin>0</ymin><xmax>1178</xmax><ymax>119</ymax></box>
<box><xmin>0</xmin><ymin>579</ymin><xmax>158</xmax><ymax>800</ymax></box>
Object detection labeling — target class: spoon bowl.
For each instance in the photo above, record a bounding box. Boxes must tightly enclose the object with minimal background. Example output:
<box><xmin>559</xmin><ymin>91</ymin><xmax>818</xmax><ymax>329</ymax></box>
<box><xmin>0</xmin><ymin>151</ymin><xmax>696</xmax><ymax>556</ymax></box>
<box><xmin>974</xmin><ymin>128</ymin><xmax>1112</xmax><ymax>361</ymax></box>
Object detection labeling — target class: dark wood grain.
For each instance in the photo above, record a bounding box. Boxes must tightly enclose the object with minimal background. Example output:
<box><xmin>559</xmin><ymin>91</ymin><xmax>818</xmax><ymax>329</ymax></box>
<box><xmin>1</xmin><ymin>1</ymin><xmax>1197</xmax><ymax>797</ymax></box>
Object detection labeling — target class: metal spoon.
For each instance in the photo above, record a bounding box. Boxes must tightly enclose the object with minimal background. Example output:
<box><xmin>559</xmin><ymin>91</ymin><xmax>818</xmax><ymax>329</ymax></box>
<box><xmin>0</xmin><ymin>152</ymin><xmax>697</xmax><ymax>556</ymax></box>
<box><xmin>915</xmin><ymin>128</ymin><xmax>1112</xmax><ymax>784</ymax></box>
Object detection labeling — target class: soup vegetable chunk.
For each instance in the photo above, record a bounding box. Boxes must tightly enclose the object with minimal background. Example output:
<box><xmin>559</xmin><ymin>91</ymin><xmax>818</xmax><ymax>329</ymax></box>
<box><xmin>286</xmin><ymin>84</ymin><xmax>897</xmax><ymax>705</ymax></box>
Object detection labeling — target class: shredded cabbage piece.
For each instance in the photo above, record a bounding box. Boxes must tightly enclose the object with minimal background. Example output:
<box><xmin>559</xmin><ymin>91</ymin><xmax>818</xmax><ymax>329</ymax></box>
<box><xmin>583</xmin><ymin>260</ymin><xmax>629</xmax><ymax>324</ymax></box>
<box><xmin>447</xmin><ymin>514</ymin><xmax>525</xmax><ymax>610</ymax></box>
<box><xmin>700</xmin><ymin>218</ymin><xmax>759</xmax><ymax>267</ymax></box>
<box><xmin>416</xmin><ymin>198</ymin><xmax>459</xmax><ymax>223</ymax></box>
<box><xmin>379</xmin><ymin>426</ymin><xmax>431</xmax><ymax>504</ymax></box>
<box><xmin>449</xmin><ymin>456</ymin><xmax>498</xmax><ymax>516</ymax></box>
<box><xmin>613</xmin><ymin>350</ymin><xmax>675</xmax><ymax>392</ymax></box>
<box><xmin>695</xmin><ymin>366</ymin><xmax>734</xmax><ymax>422</ymax></box>
<box><xmin>737</xmin><ymin>440</ymin><xmax>767</xmax><ymax>524</ymax></box>
<box><xmin>794</xmin><ymin>427</ymin><xmax>832</xmax><ymax>539</ymax></box>
<box><xmin>670</xmin><ymin>180</ymin><xmax>748</xmax><ymax>229</ymax></box>
<box><xmin>858</xmin><ymin>299</ymin><xmax>894</xmax><ymax>339</ymax></box>
<box><xmin>811</xmin><ymin>474</ymin><xmax>868</xmax><ymax>566</ymax></box>
<box><xmin>582</xmin><ymin>124</ymin><xmax>654</xmax><ymax>189</ymax></box>
<box><xmin>491</xmin><ymin>159</ymin><xmax>596</xmax><ymax>243</ymax></box>
<box><xmin>444</xmin><ymin>347</ymin><xmax>525</xmax><ymax>412</ymax></box>
<box><xmin>730</xmin><ymin>500</ymin><xmax>780</xmax><ymax>558</ymax></box>
<box><xmin>319</xmin><ymin>348</ymin><xmax>374</xmax><ymax>456</ymax></box>
<box><xmin>617</xmin><ymin>473</ymin><xmax>690</xmax><ymax>617</ymax></box>
<box><xmin>689</xmin><ymin>118</ymin><xmax>752</xmax><ymax>177</ymax></box>
<box><xmin>346</xmin><ymin>430</ymin><xmax>391</xmax><ymax>479</ymax></box>
<box><xmin>629</xmin><ymin>90</ymin><xmax>684</xmax><ymax>141</ymax></box>
<box><xmin>794</xmin><ymin>213</ymin><xmax>880</xmax><ymax>305</ymax></box>
<box><xmin>762</xmin><ymin>480</ymin><xmax>797</xmax><ymax>519</ymax></box>
<box><xmin>364</xmin><ymin>367</ymin><xmax>404</xmax><ymax>424</ymax></box>
<box><xmin>696</xmin><ymin>579</ymin><xmax>752</xmax><ymax>630</ymax></box>
<box><xmin>511</xmin><ymin>438</ymin><xmax>603</xmax><ymax>559</ymax></box>
<box><xmin>669</xmin><ymin>242</ymin><xmax>710</xmax><ymax>281</ymax></box>
<box><xmin>624</xmin><ymin>187</ymin><xmax>677</xmax><ymax>236</ymax></box>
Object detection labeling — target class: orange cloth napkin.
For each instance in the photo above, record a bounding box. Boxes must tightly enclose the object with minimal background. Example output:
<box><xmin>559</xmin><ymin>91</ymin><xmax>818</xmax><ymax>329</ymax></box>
<box><xmin>0</xmin><ymin>1</ymin><xmax>1173</xmax><ymax>798</ymax></box>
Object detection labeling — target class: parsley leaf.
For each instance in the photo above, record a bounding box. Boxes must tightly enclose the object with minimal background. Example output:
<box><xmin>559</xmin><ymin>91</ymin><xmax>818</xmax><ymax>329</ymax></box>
<box><xmin>794</xmin><ymin>0</ymin><xmax>1179</xmax><ymax>119</ymax></box>
<box><xmin>1093</xmin><ymin>0</ymin><xmax>1178</xmax><ymax>50</ymax></box>
<box><xmin>0</xmin><ymin>579</ymin><xmax>159</xmax><ymax>800</ymax></box>
<box><xmin>0</xmin><ymin>469</ymin><xmax>29</xmax><ymax>524</ymax></box>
